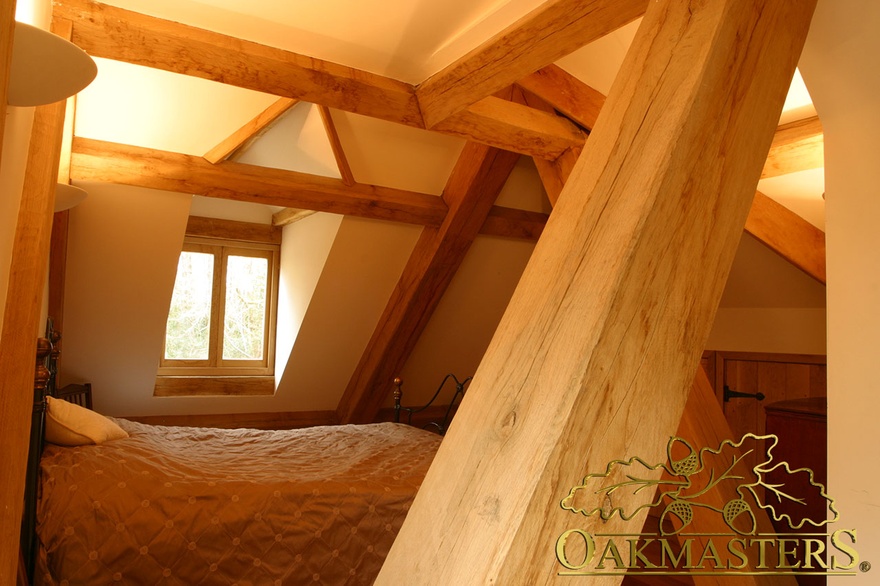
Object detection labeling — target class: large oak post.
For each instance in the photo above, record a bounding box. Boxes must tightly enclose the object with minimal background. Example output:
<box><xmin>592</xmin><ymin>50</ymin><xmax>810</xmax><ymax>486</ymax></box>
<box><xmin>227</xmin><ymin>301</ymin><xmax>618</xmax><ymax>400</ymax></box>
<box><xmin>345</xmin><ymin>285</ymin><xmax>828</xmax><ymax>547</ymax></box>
<box><xmin>377</xmin><ymin>0</ymin><xmax>816</xmax><ymax>584</ymax></box>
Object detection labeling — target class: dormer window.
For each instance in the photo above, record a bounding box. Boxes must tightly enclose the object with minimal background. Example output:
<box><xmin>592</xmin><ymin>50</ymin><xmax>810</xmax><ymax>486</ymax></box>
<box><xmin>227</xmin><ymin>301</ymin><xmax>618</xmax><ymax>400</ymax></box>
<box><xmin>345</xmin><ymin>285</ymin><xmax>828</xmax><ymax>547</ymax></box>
<box><xmin>155</xmin><ymin>218</ymin><xmax>280</xmax><ymax>396</ymax></box>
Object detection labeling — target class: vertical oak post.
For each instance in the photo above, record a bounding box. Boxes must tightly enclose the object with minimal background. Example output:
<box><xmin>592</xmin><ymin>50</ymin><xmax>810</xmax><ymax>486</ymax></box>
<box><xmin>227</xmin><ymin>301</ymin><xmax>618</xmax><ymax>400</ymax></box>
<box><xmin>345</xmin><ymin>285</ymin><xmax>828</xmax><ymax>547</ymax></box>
<box><xmin>377</xmin><ymin>0</ymin><xmax>816</xmax><ymax>583</ymax></box>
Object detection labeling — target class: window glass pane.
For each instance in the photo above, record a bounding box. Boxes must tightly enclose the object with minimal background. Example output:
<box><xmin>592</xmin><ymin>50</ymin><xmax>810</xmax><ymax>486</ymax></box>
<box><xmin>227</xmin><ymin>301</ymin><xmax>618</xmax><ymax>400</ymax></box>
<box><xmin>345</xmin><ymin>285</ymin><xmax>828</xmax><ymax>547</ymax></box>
<box><xmin>165</xmin><ymin>251</ymin><xmax>214</xmax><ymax>359</ymax></box>
<box><xmin>223</xmin><ymin>255</ymin><xmax>268</xmax><ymax>360</ymax></box>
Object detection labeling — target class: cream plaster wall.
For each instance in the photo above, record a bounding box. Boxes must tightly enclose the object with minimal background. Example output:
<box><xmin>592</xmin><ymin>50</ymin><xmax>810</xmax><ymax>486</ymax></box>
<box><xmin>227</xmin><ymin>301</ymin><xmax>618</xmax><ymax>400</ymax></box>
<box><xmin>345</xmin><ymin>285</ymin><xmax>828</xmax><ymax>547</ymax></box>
<box><xmin>274</xmin><ymin>212</ymin><xmax>343</xmax><ymax>384</ymax></box>
<box><xmin>800</xmin><ymin>0</ymin><xmax>880</xmax><ymax>575</ymax></box>
<box><xmin>59</xmin><ymin>181</ymin><xmax>191</xmax><ymax>414</ymax></box>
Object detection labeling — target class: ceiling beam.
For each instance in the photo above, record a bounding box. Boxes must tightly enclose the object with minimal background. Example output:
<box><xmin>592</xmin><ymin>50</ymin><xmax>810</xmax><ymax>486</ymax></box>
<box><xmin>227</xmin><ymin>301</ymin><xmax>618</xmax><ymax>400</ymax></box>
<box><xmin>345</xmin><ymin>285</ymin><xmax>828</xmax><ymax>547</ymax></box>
<box><xmin>416</xmin><ymin>0</ymin><xmax>647</xmax><ymax>128</ymax></box>
<box><xmin>70</xmin><ymin>138</ymin><xmax>447</xmax><ymax>226</ymax></box>
<box><xmin>53</xmin><ymin>0</ymin><xmax>423</xmax><ymax>126</ymax></box>
<box><xmin>515</xmin><ymin>85</ymin><xmax>582</xmax><ymax>205</ymax></box>
<box><xmin>481</xmin><ymin>206</ymin><xmax>547</xmax><ymax>240</ymax></box>
<box><xmin>336</xmin><ymin>144</ymin><xmax>521</xmax><ymax>425</ymax></box>
<box><xmin>54</xmin><ymin>0</ymin><xmax>586</xmax><ymax>160</ymax></box>
<box><xmin>204</xmin><ymin>97</ymin><xmax>299</xmax><ymax>164</ymax></box>
<box><xmin>317</xmin><ymin>105</ymin><xmax>355</xmax><ymax>186</ymax></box>
<box><xmin>272</xmin><ymin>208</ymin><xmax>316</xmax><ymax>227</ymax></box>
<box><xmin>70</xmin><ymin>137</ymin><xmax>547</xmax><ymax>239</ymax></box>
<box><xmin>436</xmin><ymin>96</ymin><xmax>584</xmax><ymax>160</ymax></box>
<box><xmin>377</xmin><ymin>0</ymin><xmax>815</xmax><ymax>580</ymax></box>
<box><xmin>517</xmin><ymin>63</ymin><xmax>606</xmax><ymax>130</ymax></box>
<box><xmin>746</xmin><ymin>190</ymin><xmax>826</xmax><ymax>284</ymax></box>
<box><xmin>761</xmin><ymin>115</ymin><xmax>824</xmax><ymax>179</ymax></box>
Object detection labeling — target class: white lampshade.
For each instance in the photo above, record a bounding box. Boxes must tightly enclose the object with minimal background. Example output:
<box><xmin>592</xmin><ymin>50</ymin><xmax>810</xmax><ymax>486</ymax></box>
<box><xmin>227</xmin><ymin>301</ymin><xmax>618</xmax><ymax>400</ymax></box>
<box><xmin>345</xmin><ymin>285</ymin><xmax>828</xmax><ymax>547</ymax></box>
<box><xmin>8</xmin><ymin>21</ymin><xmax>97</xmax><ymax>107</ymax></box>
<box><xmin>54</xmin><ymin>183</ymin><xmax>88</xmax><ymax>212</ymax></box>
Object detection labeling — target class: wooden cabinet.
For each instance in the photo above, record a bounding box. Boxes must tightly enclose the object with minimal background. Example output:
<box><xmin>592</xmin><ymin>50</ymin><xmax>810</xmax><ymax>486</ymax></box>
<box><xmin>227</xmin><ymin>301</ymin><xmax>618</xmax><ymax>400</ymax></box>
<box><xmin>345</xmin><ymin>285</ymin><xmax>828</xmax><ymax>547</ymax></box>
<box><xmin>706</xmin><ymin>351</ymin><xmax>826</xmax><ymax>472</ymax></box>
<box><xmin>764</xmin><ymin>397</ymin><xmax>828</xmax><ymax>586</ymax></box>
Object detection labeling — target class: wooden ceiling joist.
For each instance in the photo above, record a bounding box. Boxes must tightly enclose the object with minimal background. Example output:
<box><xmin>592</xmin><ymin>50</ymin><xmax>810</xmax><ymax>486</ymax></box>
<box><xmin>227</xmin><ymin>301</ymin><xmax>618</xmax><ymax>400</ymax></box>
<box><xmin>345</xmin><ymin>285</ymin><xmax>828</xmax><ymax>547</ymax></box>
<box><xmin>435</xmin><ymin>96</ymin><xmax>584</xmax><ymax>160</ymax></box>
<box><xmin>204</xmin><ymin>97</ymin><xmax>299</xmax><ymax>164</ymax></box>
<box><xmin>747</xmin><ymin>190</ymin><xmax>826</xmax><ymax>284</ymax></box>
<box><xmin>272</xmin><ymin>208</ymin><xmax>316</xmax><ymax>227</ymax></box>
<box><xmin>416</xmin><ymin>0</ymin><xmax>647</xmax><ymax>128</ymax></box>
<box><xmin>70</xmin><ymin>137</ymin><xmax>447</xmax><ymax>226</ymax></box>
<box><xmin>317</xmin><ymin>105</ymin><xmax>355</xmax><ymax>186</ymax></box>
<box><xmin>53</xmin><ymin>0</ymin><xmax>587</xmax><ymax>160</ymax></box>
<box><xmin>761</xmin><ymin>114</ymin><xmax>824</xmax><ymax>179</ymax></box>
<box><xmin>70</xmin><ymin>137</ymin><xmax>548</xmax><ymax>239</ymax></box>
<box><xmin>517</xmin><ymin>63</ymin><xmax>606</xmax><ymax>131</ymax></box>
<box><xmin>378</xmin><ymin>0</ymin><xmax>816</xmax><ymax>581</ymax></box>
<box><xmin>53</xmin><ymin>0</ymin><xmax>423</xmax><ymax>127</ymax></box>
<box><xmin>336</xmin><ymin>143</ymin><xmax>521</xmax><ymax>425</ymax></box>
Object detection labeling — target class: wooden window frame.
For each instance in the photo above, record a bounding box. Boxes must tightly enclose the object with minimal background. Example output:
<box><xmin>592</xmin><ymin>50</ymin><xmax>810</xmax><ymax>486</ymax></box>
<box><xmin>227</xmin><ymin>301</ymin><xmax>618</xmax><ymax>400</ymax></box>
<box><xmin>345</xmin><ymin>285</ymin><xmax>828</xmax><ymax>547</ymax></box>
<box><xmin>156</xmin><ymin>217</ymin><xmax>281</xmax><ymax>396</ymax></box>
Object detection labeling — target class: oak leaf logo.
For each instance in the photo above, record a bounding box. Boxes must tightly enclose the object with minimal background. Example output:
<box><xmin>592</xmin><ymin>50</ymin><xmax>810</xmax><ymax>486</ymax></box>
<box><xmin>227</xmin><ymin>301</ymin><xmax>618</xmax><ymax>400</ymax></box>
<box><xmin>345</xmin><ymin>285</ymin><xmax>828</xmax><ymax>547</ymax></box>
<box><xmin>560</xmin><ymin>434</ymin><xmax>838</xmax><ymax>534</ymax></box>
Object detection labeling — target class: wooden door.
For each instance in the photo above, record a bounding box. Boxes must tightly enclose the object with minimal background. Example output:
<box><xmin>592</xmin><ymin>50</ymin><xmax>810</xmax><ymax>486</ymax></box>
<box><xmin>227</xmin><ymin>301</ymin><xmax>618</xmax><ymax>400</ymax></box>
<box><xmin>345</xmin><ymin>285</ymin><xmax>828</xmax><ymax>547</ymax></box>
<box><xmin>711</xmin><ymin>352</ymin><xmax>826</xmax><ymax>472</ymax></box>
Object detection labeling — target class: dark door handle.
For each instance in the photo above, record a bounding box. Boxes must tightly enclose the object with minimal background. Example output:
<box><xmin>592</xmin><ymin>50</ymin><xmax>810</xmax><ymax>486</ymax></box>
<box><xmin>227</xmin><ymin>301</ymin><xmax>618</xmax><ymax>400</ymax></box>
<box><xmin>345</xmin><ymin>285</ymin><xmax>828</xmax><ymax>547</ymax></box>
<box><xmin>724</xmin><ymin>385</ymin><xmax>765</xmax><ymax>402</ymax></box>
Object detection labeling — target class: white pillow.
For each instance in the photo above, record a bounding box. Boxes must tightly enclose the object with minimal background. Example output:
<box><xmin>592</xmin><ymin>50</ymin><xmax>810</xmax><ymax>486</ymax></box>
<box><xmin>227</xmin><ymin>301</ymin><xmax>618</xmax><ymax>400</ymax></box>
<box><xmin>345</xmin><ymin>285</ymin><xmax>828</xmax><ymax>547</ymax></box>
<box><xmin>45</xmin><ymin>396</ymin><xmax>129</xmax><ymax>446</ymax></box>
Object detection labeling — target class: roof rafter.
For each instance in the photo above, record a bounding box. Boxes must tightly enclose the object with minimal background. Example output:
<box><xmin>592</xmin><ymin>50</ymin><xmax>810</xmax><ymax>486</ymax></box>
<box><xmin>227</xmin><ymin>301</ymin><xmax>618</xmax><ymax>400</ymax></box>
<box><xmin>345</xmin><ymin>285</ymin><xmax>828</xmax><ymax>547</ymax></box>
<box><xmin>317</xmin><ymin>105</ymin><xmax>355</xmax><ymax>186</ymax></box>
<box><xmin>204</xmin><ymin>97</ymin><xmax>299</xmax><ymax>164</ymax></box>
<box><xmin>746</xmin><ymin>190</ymin><xmax>826</xmax><ymax>283</ymax></box>
<box><xmin>761</xmin><ymin>115</ymin><xmax>824</xmax><ymax>178</ymax></box>
<box><xmin>516</xmin><ymin>63</ymin><xmax>605</xmax><ymax>130</ymax></box>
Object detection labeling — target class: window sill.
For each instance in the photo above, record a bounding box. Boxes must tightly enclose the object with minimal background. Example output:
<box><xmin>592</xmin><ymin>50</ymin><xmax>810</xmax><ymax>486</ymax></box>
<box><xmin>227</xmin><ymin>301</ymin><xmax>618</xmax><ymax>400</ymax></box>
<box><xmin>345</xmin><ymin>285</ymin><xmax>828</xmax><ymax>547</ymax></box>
<box><xmin>154</xmin><ymin>376</ymin><xmax>275</xmax><ymax>397</ymax></box>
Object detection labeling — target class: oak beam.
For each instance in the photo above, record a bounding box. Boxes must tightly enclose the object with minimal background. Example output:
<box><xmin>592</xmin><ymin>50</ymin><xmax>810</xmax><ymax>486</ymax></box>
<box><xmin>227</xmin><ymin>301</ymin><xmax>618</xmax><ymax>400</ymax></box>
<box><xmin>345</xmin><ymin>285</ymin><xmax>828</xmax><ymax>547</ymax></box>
<box><xmin>517</xmin><ymin>63</ymin><xmax>606</xmax><ymax>131</ymax></box>
<box><xmin>336</xmin><ymin>144</ymin><xmax>520</xmax><ymax>424</ymax></box>
<box><xmin>204</xmin><ymin>97</ymin><xmax>299</xmax><ymax>164</ymax></box>
<box><xmin>417</xmin><ymin>0</ymin><xmax>647</xmax><ymax>128</ymax></box>
<box><xmin>514</xmin><ymin>86</ymin><xmax>582</xmax><ymax>205</ymax></box>
<box><xmin>760</xmin><ymin>115</ymin><xmax>823</xmax><ymax>179</ymax></box>
<box><xmin>53</xmin><ymin>0</ymin><xmax>423</xmax><ymax>127</ymax></box>
<box><xmin>317</xmin><ymin>105</ymin><xmax>355</xmax><ymax>186</ymax></box>
<box><xmin>746</xmin><ymin>190</ymin><xmax>826</xmax><ymax>284</ymax></box>
<box><xmin>70</xmin><ymin>138</ymin><xmax>551</xmax><ymax>239</ymax></box>
<box><xmin>437</xmin><ymin>96</ymin><xmax>586</xmax><ymax>160</ymax></box>
<box><xmin>482</xmin><ymin>206</ymin><xmax>548</xmax><ymax>241</ymax></box>
<box><xmin>0</xmin><ymin>99</ymin><xmax>67</xmax><ymax>586</ymax></box>
<box><xmin>70</xmin><ymin>138</ymin><xmax>447</xmax><ymax>226</ymax></box>
<box><xmin>377</xmin><ymin>0</ymin><xmax>816</xmax><ymax>582</ymax></box>
<box><xmin>272</xmin><ymin>208</ymin><xmax>316</xmax><ymax>227</ymax></box>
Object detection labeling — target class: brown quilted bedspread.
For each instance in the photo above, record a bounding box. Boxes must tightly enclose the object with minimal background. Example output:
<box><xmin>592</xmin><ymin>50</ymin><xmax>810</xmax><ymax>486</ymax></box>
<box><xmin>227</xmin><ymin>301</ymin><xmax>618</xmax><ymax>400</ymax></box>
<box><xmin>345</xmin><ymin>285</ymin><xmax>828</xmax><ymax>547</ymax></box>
<box><xmin>36</xmin><ymin>420</ymin><xmax>441</xmax><ymax>585</ymax></box>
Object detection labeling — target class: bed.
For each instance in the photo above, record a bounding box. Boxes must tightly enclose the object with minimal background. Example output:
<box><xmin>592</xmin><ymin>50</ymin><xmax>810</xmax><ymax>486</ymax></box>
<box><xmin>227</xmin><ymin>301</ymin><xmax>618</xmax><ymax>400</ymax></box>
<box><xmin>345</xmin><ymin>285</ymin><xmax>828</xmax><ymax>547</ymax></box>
<box><xmin>24</xmin><ymin>326</ymin><xmax>453</xmax><ymax>585</ymax></box>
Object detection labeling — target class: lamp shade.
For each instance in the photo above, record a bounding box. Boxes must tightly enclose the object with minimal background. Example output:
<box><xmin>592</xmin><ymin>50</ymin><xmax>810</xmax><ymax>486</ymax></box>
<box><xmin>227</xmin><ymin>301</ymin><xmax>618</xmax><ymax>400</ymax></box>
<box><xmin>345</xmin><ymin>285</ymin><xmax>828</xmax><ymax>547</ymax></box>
<box><xmin>54</xmin><ymin>183</ymin><xmax>88</xmax><ymax>212</ymax></box>
<box><xmin>8</xmin><ymin>21</ymin><xmax>97</xmax><ymax>107</ymax></box>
